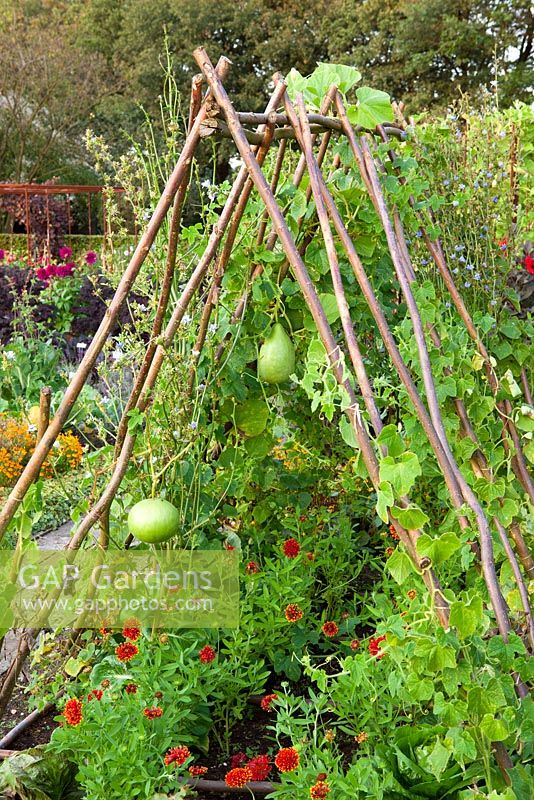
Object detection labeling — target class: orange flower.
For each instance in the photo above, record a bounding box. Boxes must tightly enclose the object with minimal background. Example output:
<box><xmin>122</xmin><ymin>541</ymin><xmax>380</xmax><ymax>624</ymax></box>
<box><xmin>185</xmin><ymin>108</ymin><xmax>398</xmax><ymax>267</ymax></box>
<box><xmin>63</xmin><ymin>698</ymin><xmax>83</xmax><ymax>726</ymax></box>
<box><xmin>284</xmin><ymin>604</ymin><xmax>303</xmax><ymax>623</ymax></box>
<box><xmin>225</xmin><ymin>767</ymin><xmax>252</xmax><ymax>788</ymax></box>
<box><xmin>143</xmin><ymin>706</ymin><xmax>163</xmax><ymax>719</ymax></box>
<box><xmin>189</xmin><ymin>765</ymin><xmax>208</xmax><ymax>776</ymax></box>
<box><xmin>260</xmin><ymin>693</ymin><xmax>278</xmax><ymax>711</ymax></box>
<box><xmin>122</xmin><ymin>619</ymin><xmax>141</xmax><ymax>641</ymax></box>
<box><xmin>274</xmin><ymin>747</ymin><xmax>299</xmax><ymax>773</ymax></box>
<box><xmin>164</xmin><ymin>745</ymin><xmax>191</xmax><ymax>766</ymax></box>
<box><xmin>322</xmin><ymin>621</ymin><xmax>338</xmax><ymax>638</ymax></box>
<box><xmin>310</xmin><ymin>781</ymin><xmax>330</xmax><ymax>799</ymax></box>
<box><xmin>115</xmin><ymin>642</ymin><xmax>139</xmax><ymax>662</ymax></box>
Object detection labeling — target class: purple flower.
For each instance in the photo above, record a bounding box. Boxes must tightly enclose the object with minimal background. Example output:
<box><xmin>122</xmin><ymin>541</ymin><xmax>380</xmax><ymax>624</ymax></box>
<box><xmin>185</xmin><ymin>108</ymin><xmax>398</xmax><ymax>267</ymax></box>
<box><xmin>0</xmin><ymin>249</ymin><xmax>5</xmax><ymax>261</ymax></box>
<box><xmin>36</xmin><ymin>267</ymin><xmax>49</xmax><ymax>281</ymax></box>
<box><xmin>85</xmin><ymin>250</ymin><xmax>97</xmax><ymax>265</ymax></box>
<box><xmin>59</xmin><ymin>245</ymin><xmax>73</xmax><ymax>261</ymax></box>
<box><xmin>55</xmin><ymin>262</ymin><xmax>75</xmax><ymax>278</ymax></box>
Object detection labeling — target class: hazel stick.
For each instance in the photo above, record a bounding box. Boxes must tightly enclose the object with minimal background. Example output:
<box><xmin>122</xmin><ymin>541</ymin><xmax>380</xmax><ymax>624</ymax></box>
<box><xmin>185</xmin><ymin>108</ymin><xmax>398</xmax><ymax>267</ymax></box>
<box><xmin>114</xmin><ymin>73</ymin><xmax>205</xmax><ymax>457</ymax></box>
<box><xmin>187</xmin><ymin>81</ymin><xmax>288</xmax><ymax>392</ymax></box>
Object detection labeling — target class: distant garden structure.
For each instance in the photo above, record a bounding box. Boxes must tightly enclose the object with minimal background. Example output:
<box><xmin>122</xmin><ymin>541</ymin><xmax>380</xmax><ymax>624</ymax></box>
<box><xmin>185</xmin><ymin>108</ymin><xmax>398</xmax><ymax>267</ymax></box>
<box><xmin>0</xmin><ymin>182</ymin><xmax>136</xmax><ymax>259</ymax></box>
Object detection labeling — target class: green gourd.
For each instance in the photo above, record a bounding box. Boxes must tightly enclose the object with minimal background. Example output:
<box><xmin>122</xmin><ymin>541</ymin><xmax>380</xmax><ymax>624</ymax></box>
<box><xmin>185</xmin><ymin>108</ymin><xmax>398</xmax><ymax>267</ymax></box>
<box><xmin>258</xmin><ymin>323</ymin><xmax>295</xmax><ymax>384</ymax></box>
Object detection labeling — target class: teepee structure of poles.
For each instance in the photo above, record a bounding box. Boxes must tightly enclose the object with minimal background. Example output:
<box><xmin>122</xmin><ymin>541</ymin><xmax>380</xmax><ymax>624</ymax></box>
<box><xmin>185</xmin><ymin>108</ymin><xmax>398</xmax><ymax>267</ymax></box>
<box><xmin>0</xmin><ymin>49</ymin><xmax>532</xmax><ymax>776</ymax></box>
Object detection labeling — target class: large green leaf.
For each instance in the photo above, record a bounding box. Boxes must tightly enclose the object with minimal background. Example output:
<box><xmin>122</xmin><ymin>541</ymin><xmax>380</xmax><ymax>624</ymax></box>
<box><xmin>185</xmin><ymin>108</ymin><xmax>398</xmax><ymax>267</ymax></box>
<box><xmin>348</xmin><ymin>86</ymin><xmax>394</xmax><ymax>128</ymax></box>
<box><xmin>379</xmin><ymin>451</ymin><xmax>421</xmax><ymax>495</ymax></box>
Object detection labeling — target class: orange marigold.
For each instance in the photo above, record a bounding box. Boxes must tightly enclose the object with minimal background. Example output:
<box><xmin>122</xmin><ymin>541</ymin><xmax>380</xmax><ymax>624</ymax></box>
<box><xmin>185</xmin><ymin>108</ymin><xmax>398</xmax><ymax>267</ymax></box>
<box><xmin>164</xmin><ymin>745</ymin><xmax>191</xmax><ymax>766</ymax></box>
<box><xmin>322</xmin><ymin>621</ymin><xmax>338</xmax><ymax>638</ymax></box>
<box><xmin>274</xmin><ymin>747</ymin><xmax>299</xmax><ymax>773</ymax></box>
<box><xmin>260</xmin><ymin>693</ymin><xmax>278</xmax><ymax>711</ymax></box>
<box><xmin>122</xmin><ymin>618</ymin><xmax>141</xmax><ymax>641</ymax></box>
<box><xmin>310</xmin><ymin>780</ymin><xmax>330</xmax><ymax>799</ymax></box>
<box><xmin>143</xmin><ymin>706</ymin><xmax>163</xmax><ymax>719</ymax></box>
<box><xmin>284</xmin><ymin>603</ymin><xmax>303</xmax><ymax>623</ymax></box>
<box><xmin>189</xmin><ymin>765</ymin><xmax>208</xmax><ymax>777</ymax></box>
<box><xmin>115</xmin><ymin>642</ymin><xmax>139</xmax><ymax>662</ymax></box>
<box><xmin>225</xmin><ymin>767</ymin><xmax>253</xmax><ymax>788</ymax></box>
<box><xmin>63</xmin><ymin>697</ymin><xmax>83</xmax><ymax>726</ymax></box>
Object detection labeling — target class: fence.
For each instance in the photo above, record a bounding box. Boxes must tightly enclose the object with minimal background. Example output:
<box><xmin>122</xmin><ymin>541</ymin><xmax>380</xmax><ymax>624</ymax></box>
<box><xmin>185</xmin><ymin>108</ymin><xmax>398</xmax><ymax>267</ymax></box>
<box><xmin>0</xmin><ymin>184</ymin><xmax>135</xmax><ymax>258</ymax></box>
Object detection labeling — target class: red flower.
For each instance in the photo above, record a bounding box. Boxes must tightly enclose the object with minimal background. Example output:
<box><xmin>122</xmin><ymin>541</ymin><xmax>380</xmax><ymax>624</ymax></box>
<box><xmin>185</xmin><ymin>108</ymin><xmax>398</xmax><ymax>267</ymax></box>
<box><xmin>282</xmin><ymin>538</ymin><xmax>300</xmax><ymax>558</ymax></box>
<box><xmin>350</xmin><ymin>639</ymin><xmax>360</xmax><ymax>651</ymax></box>
<box><xmin>122</xmin><ymin>619</ymin><xmax>141</xmax><ymax>641</ymax></box>
<box><xmin>189</xmin><ymin>765</ymin><xmax>208</xmax><ymax>776</ymax></box>
<box><xmin>225</xmin><ymin>767</ymin><xmax>252</xmax><ymax>788</ymax></box>
<box><xmin>143</xmin><ymin>706</ymin><xmax>163</xmax><ymax>719</ymax></box>
<box><xmin>85</xmin><ymin>250</ymin><xmax>97</xmax><ymax>265</ymax></box>
<box><xmin>199</xmin><ymin>645</ymin><xmax>216</xmax><ymax>663</ymax></box>
<box><xmin>115</xmin><ymin>642</ymin><xmax>139</xmax><ymax>662</ymax></box>
<box><xmin>58</xmin><ymin>245</ymin><xmax>73</xmax><ymax>260</ymax></box>
<box><xmin>274</xmin><ymin>747</ymin><xmax>300</xmax><ymax>773</ymax></box>
<box><xmin>310</xmin><ymin>781</ymin><xmax>330</xmax><ymax>799</ymax></box>
<box><xmin>524</xmin><ymin>254</ymin><xmax>534</xmax><ymax>275</ymax></box>
<box><xmin>55</xmin><ymin>262</ymin><xmax>75</xmax><ymax>278</ymax></box>
<box><xmin>36</xmin><ymin>267</ymin><xmax>49</xmax><ymax>281</ymax></box>
<box><xmin>247</xmin><ymin>754</ymin><xmax>271</xmax><ymax>781</ymax></box>
<box><xmin>368</xmin><ymin>634</ymin><xmax>386</xmax><ymax>659</ymax></box>
<box><xmin>124</xmin><ymin>683</ymin><xmax>138</xmax><ymax>694</ymax></box>
<box><xmin>322</xmin><ymin>621</ymin><xmax>338</xmax><ymax>638</ymax></box>
<box><xmin>164</xmin><ymin>745</ymin><xmax>191</xmax><ymax>766</ymax></box>
<box><xmin>230</xmin><ymin>752</ymin><xmax>248</xmax><ymax>770</ymax></box>
<box><xmin>246</xmin><ymin>561</ymin><xmax>260</xmax><ymax>574</ymax></box>
<box><xmin>306</xmin><ymin>552</ymin><xmax>315</xmax><ymax>561</ymax></box>
<box><xmin>285</xmin><ymin>603</ymin><xmax>303</xmax><ymax>623</ymax></box>
<box><xmin>63</xmin><ymin>698</ymin><xmax>83</xmax><ymax>726</ymax></box>
<box><xmin>260</xmin><ymin>693</ymin><xmax>278</xmax><ymax>712</ymax></box>
<box><xmin>87</xmin><ymin>689</ymin><xmax>103</xmax><ymax>701</ymax></box>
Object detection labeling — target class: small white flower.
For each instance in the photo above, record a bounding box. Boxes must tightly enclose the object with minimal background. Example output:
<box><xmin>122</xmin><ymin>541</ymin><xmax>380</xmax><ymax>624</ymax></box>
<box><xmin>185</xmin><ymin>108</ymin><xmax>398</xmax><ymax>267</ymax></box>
<box><xmin>4</xmin><ymin>351</ymin><xmax>15</xmax><ymax>361</ymax></box>
<box><xmin>136</xmin><ymin>303</ymin><xmax>148</xmax><ymax>312</ymax></box>
<box><xmin>189</xmin><ymin>421</ymin><xmax>198</xmax><ymax>430</ymax></box>
<box><xmin>201</xmin><ymin>179</ymin><xmax>212</xmax><ymax>189</ymax></box>
<box><xmin>52</xmin><ymin>441</ymin><xmax>61</xmax><ymax>449</ymax></box>
<box><xmin>192</xmin><ymin>349</ymin><xmax>200</xmax><ymax>357</ymax></box>
<box><xmin>76</xmin><ymin>342</ymin><xmax>87</xmax><ymax>350</ymax></box>
<box><xmin>182</xmin><ymin>314</ymin><xmax>191</xmax><ymax>325</ymax></box>
<box><xmin>229</xmin><ymin>156</ymin><xmax>243</xmax><ymax>171</ymax></box>
<box><xmin>68</xmin><ymin>371</ymin><xmax>76</xmax><ymax>380</ymax></box>
<box><xmin>112</xmin><ymin>349</ymin><xmax>124</xmax><ymax>362</ymax></box>
<box><xmin>208</xmin><ymin>323</ymin><xmax>217</xmax><ymax>334</ymax></box>
<box><xmin>27</xmin><ymin>424</ymin><xmax>37</xmax><ymax>433</ymax></box>
<box><xmin>197</xmin><ymin>383</ymin><xmax>206</xmax><ymax>391</ymax></box>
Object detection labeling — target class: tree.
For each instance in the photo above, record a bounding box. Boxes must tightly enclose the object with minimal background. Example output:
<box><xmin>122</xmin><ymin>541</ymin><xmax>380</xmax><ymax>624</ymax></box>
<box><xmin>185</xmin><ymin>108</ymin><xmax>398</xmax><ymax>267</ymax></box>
<box><xmin>325</xmin><ymin>0</ymin><xmax>533</xmax><ymax>109</ymax></box>
<box><xmin>0</xmin><ymin>0</ymin><xmax>112</xmax><ymax>182</ymax></box>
